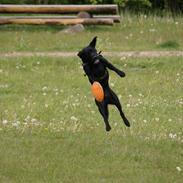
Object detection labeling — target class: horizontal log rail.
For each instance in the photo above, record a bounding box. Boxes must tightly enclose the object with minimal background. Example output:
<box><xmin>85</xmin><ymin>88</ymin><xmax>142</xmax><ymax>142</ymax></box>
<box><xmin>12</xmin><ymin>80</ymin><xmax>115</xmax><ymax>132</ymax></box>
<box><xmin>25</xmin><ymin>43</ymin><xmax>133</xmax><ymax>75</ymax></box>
<box><xmin>0</xmin><ymin>18</ymin><xmax>114</xmax><ymax>25</ymax></box>
<box><xmin>0</xmin><ymin>15</ymin><xmax>120</xmax><ymax>23</ymax></box>
<box><xmin>0</xmin><ymin>4</ymin><xmax>118</xmax><ymax>14</ymax></box>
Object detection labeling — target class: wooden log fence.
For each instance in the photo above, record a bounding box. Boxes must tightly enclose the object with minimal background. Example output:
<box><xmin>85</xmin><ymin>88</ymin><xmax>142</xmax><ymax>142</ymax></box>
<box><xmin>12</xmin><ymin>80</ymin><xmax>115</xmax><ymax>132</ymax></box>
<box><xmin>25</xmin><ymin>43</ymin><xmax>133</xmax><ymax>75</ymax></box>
<box><xmin>0</xmin><ymin>5</ymin><xmax>118</xmax><ymax>14</ymax></box>
<box><xmin>0</xmin><ymin>15</ymin><xmax>120</xmax><ymax>23</ymax></box>
<box><xmin>0</xmin><ymin>4</ymin><xmax>120</xmax><ymax>25</ymax></box>
<box><xmin>0</xmin><ymin>18</ymin><xmax>114</xmax><ymax>25</ymax></box>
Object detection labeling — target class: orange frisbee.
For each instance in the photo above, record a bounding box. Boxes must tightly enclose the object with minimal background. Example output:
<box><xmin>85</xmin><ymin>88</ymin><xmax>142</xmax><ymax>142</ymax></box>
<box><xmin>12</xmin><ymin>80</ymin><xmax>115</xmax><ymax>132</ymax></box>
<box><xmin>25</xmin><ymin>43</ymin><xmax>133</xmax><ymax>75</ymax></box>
<box><xmin>91</xmin><ymin>81</ymin><xmax>104</xmax><ymax>102</ymax></box>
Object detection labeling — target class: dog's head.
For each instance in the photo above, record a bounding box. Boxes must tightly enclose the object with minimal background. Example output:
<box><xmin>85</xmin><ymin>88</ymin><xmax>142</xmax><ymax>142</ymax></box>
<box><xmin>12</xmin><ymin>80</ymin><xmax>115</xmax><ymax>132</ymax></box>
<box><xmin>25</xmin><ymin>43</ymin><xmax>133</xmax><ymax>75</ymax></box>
<box><xmin>77</xmin><ymin>36</ymin><xmax>98</xmax><ymax>63</ymax></box>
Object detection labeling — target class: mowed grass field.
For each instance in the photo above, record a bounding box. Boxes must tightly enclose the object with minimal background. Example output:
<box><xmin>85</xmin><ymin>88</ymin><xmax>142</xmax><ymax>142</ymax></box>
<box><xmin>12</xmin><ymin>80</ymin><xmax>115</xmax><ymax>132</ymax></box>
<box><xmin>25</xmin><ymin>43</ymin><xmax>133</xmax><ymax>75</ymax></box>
<box><xmin>0</xmin><ymin>56</ymin><xmax>182</xmax><ymax>183</ymax></box>
<box><xmin>0</xmin><ymin>14</ymin><xmax>183</xmax><ymax>182</ymax></box>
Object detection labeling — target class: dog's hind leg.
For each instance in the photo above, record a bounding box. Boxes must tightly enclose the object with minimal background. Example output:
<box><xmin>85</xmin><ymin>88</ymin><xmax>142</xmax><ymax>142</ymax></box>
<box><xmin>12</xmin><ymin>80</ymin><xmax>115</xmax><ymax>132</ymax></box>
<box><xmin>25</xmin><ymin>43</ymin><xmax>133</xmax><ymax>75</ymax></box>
<box><xmin>110</xmin><ymin>90</ymin><xmax>130</xmax><ymax>127</ymax></box>
<box><xmin>95</xmin><ymin>100</ymin><xmax>111</xmax><ymax>131</ymax></box>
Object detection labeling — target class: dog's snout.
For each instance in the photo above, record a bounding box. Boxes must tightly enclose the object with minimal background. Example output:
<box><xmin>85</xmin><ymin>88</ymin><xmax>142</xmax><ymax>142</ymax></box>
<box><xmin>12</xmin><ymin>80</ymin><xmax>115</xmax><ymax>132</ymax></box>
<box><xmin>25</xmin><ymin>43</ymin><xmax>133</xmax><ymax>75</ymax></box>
<box><xmin>77</xmin><ymin>51</ymin><xmax>81</xmax><ymax>57</ymax></box>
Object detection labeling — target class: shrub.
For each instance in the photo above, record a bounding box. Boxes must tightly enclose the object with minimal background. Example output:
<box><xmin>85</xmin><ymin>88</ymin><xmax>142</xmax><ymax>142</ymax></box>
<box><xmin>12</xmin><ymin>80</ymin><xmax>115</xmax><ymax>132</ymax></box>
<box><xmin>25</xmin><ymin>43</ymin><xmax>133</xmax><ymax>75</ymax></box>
<box><xmin>0</xmin><ymin>0</ymin><xmax>182</xmax><ymax>14</ymax></box>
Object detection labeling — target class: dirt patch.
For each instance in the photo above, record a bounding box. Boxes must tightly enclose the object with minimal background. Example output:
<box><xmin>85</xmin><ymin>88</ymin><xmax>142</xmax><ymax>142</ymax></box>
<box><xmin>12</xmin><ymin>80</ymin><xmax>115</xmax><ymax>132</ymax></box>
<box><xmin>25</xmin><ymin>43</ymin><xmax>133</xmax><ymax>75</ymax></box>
<box><xmin>1</xmin><ymin>51</ymin><xmax>183</xmax><ymax>58</ymax></box>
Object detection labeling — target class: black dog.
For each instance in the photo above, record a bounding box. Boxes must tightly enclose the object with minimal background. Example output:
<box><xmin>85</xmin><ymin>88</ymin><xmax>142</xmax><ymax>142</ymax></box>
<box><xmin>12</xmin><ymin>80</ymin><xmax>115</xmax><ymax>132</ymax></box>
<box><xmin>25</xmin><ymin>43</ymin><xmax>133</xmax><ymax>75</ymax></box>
<box><xmin>77</xmin><ymin>37</ymin><xmax>130</xmax><ymax>131</ymax></box>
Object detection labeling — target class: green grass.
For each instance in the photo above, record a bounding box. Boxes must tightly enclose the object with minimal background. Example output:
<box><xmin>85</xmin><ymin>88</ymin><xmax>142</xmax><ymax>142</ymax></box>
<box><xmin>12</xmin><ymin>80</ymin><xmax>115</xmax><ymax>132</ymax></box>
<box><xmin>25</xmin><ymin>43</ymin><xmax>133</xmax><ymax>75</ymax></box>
<box><xmin>0</xmin><ymin>14</ymin><xmax>183</xmax><ymax>52</ymax></box>
<box><xmin>158</xmin><ymin>40</ymin><xmax>180</xmax><ymax>49</ymax></box>
<box><xmin>0</xmin><ymin>56</ymin><xmax>183</xmax><ymax>182</ymax></box>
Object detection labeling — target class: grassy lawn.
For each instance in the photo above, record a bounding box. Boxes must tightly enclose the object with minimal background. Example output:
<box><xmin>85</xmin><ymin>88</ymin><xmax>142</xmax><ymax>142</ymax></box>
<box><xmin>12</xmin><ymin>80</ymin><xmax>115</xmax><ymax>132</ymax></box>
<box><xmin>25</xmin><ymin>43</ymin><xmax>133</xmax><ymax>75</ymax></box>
<box><xmin>0</xmin><ymin>55</ymin><xmax>183</xmax><ymax>182</ymax></box>
<box><xmin>0</xmin><ymin>14</ymin><xmax>183</xmax><ymax>52</ymax></box>
<box><xmin>0</xmin><ymin>13</ymin><xmax>183</xmax><ymax>182</ymax></box>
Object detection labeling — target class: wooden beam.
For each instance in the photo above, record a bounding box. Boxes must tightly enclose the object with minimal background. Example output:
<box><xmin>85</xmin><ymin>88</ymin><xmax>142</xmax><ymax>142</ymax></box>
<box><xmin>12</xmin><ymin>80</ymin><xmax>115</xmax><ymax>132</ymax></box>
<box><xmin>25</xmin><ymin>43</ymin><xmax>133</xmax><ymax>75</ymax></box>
<box><xmin>0</xmin><ymin>18</ymin><xmax>114</xmax><ymax>25</ymax></box>
<box><xmin>0</xmin><ymin>5</ymin><xmax>118</xmax><ymax>14</ymax></box>
<box><xmin>0</xmin><ymin>15</ymin><xmax>121</xmax><ymax>22</ymax></box>
<box><xmin>95</xmin><ymin>15</ymin><xmax>120</xmax><ymax>22</ymax></box>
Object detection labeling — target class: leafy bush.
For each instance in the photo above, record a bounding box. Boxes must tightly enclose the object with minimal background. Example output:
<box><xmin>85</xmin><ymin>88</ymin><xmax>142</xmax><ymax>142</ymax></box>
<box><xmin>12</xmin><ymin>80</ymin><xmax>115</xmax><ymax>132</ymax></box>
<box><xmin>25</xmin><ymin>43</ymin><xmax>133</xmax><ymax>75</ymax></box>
<box><xmin>0</xmin><ymin>0</ymin><xmax>183</xmax><ymax>14</ymax></box>
<box><xmin>115</xmin><ymin>0</ymin><xmax>152</xmax><ymax>12</ymax></box>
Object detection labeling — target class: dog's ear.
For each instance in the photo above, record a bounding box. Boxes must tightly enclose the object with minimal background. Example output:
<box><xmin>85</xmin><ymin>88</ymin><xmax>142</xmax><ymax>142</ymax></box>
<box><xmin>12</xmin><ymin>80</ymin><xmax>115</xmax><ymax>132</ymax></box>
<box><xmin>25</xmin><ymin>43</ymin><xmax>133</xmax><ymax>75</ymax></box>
<box><xmin>89</xmin><ymin>36</ymin><xmax>97</xmax><ymax>48</ymax></box>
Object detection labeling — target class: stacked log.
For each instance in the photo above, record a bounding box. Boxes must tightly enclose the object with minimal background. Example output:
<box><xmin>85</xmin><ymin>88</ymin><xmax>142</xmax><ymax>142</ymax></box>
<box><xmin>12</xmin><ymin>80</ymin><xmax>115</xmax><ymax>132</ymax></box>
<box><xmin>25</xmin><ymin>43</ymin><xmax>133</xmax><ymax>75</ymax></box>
<box><xmin>0</xmin><ymin>18</ymin><xmax>114</xmax><ymax>25</ymax></box>
<box><xmin>0</xmin><ymin>4</ymin><xmax>120</xmax><ymax>25</ymax></box>
<box><xmin>0</xmin><ymin>15</ymin><xmax>120</xmax><ymax>23</ymax></box>
<box><xmin>0</xmin><ymin>5</ymin><xmax>118</xmax><ymax>14</ymax></box>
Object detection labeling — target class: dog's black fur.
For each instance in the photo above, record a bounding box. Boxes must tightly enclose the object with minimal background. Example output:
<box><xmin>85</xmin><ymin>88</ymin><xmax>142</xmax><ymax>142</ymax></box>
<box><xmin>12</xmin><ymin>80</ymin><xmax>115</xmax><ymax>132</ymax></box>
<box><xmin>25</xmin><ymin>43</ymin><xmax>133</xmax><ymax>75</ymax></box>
<box><xmin>77</xmin><ymin>37</ymin><xmax>130</xmax><ymax>131</ymax></box>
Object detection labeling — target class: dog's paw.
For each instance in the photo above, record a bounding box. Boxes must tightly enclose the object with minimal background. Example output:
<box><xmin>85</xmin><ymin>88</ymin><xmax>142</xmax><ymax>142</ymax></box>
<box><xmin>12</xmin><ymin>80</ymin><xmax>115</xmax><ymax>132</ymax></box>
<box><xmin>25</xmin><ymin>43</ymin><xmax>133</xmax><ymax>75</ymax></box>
<box><xmin>124</xmin><ymin>119</ymin><xmax>130</xmax><ymax>127</ymax></box>
<box><xmin>106</xmin><ymin>125</ymin><xmax>111</xmax><ymax>132</ymax></box>
<box><xmin>118</xmin><ymin>71</ymin><xmax>126</xmax><ymax>77</ymax></box>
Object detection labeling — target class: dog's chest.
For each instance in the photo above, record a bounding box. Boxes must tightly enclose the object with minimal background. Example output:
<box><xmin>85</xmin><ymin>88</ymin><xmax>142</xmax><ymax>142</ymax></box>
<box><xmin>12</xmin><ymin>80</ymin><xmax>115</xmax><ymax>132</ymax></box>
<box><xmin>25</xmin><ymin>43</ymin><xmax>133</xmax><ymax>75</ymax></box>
<box><xmin>94</xmin><ymin>59</ymin><xmax>100</xmax><ymax>65</ymax></box>
<box><xmin>91</xmin><ymin>59</ymin><xmax>106</xmax><ymax>77</ymax></box>
<box><xmin>92</xmin><ymin>59</ymin><xmax>104</xmax><ymax>70</ymax></box>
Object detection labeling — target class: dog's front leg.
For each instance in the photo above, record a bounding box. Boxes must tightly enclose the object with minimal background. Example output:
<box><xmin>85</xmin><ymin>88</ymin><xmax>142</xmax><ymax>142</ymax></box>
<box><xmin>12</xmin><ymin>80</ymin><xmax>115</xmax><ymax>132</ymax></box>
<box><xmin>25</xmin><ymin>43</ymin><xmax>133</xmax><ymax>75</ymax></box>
<box><xmin>82</xmin><ymin>64</ymin><xmax>94</xmax><ymax>84</ymax></box>
<box><xmin>95</xmin><ymin>100</ymin><xmax>111</xmax><ymax>131</ymax></box>
<box><xmin>100</xmin><ymin>56</ymin><xmax>126</xmax><ymax>77</ymax></box>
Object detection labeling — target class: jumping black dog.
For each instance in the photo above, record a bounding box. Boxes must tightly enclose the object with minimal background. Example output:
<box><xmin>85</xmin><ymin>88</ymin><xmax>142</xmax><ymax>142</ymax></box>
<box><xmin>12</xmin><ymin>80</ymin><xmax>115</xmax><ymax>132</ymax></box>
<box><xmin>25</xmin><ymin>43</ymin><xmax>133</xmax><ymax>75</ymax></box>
<box><xmin>77</xmin><ymin>37</ymin><xmax>130</xmax><ymax>131</ymax></box>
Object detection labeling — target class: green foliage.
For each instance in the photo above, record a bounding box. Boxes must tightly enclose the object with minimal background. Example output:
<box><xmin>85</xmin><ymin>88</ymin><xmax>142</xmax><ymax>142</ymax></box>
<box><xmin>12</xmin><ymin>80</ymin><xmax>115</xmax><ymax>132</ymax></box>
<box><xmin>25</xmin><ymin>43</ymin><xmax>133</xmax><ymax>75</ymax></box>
<box><xmin>115</xmin><ymin>0</ymin><xmax>152</xmax><ymax>8</ymax></box>
<box><xmin>0</xmin><ymin>0</ymin><xmax>183</xmax><ymax>13</ymax></box>
<box><xmin>89</xmin><ymin>0</ymin><xmax>103</xmax><ymax>5</ymax></box>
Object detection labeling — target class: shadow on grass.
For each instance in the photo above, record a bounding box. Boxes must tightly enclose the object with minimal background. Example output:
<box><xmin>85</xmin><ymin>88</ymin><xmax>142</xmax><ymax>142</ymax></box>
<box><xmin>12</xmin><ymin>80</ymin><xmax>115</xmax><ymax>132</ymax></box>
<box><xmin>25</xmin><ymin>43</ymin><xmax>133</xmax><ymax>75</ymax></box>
<box><xmin>157</xmin><ymin>40</ymin><xmax>180</xmax><ymax>49</ymax></box>
<box><xmin>0</xmin><ymin>24</ymin><xmax>65</xmax><ymax>33</ymax></box>
<box><xmin>0</xmin><ymin>24</ymin><xmax>115</xmax><ymax>33</ymax></box>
